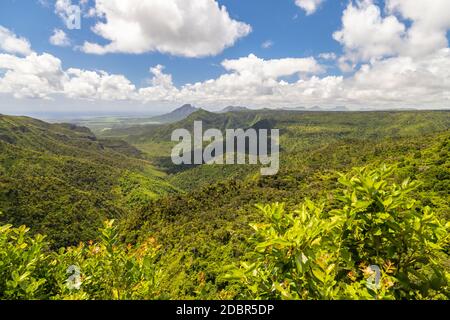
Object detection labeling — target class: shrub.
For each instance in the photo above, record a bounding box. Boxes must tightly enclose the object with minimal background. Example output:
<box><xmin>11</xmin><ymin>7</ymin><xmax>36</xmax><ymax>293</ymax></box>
<box><xmin>0</xmin><ymin>219</ymin><xmax>163</xmax><ymax>300</ymax></box>
<box><xmin>226</xmin><ymin>166</ymin><xmax>449</xmax><ymax>300</ymax></box>
<box><xmin>0</xmin><ymin>223</ymin><xmax>51</xmax><ymax>299</ymax></box>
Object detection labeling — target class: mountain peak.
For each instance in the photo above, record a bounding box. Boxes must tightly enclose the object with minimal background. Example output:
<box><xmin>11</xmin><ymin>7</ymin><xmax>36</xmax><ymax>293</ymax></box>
<box><xmin>151</xmin><ymin>104</ymin><xmax>199</xmax><ymax>124</ymax></box>
<box><xmin>219</xmin><ymin>106</ymin><xmax>250</xmax><ymax>113</ymax></box>
<box><xmin>178</xmin><ymin>104</ymin><xmax>196</xmax><ymax>110</ymax></box>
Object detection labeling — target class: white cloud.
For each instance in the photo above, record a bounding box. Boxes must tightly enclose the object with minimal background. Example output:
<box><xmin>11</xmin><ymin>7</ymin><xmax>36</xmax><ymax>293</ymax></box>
<box><xmin>261</xmin><ymin>40</ymin><xmax>274</xmax><ymax>49</ymax></box>
<box><xmin>295</xmin><ymin>0</ymin><xmax>325</xmax><ymax>15</ymax></box>
<box><xmin>148</xmin><ymin>65</ymin><xmax>174</xmax><ymax>89</ymax></box>
<box><xmin>134</xmin><ymin>48</ymin><xmax>450</xmax><ymax>109</ymax></box>
<box><xmin>1</xmin><ymin>46</ymin><xmax>448</xmax><ymax>109</ymax></box>
<box><xmin>55</xmin><ymin>0</ymin><xmax>75</xmax><ymax>24</ymax></box>
<box><xmin>0</xmin><ymin>26</ymin><xmax>32</xmax><ymax>56</ymax></box>
<box><xmin>0</xmin><ymin>52</ymin><xmax>137</xmax><ymax>101</ymax></box>
<box><xmin>345</xmin><ymin>48</ymin><xmax>450</xmax><ymax>106</ymax></box>
<box><xmin>2</xmin><ymin>0</ymin><xmax>450</xmax><ymax>113</ymax></box>
<box><xmin>0</xmin><ymin>26</ymin><xmax>135</xmax><ymax>101</ymax></box>
<box><xmin>0</xmin><ymin>52</ymin><xmax>64</xmax><ymax>99</ymax></box>
<box><xmin>55</xmin><ymin>0</ymin><xmax>85</xmax><ymax>30</ymax></box>
<box><xmin>81</xmin><ymin>0</ymin><xmax>251</xmax><ymax>57</ymax></box>
<box><xmin>318</xmin><ymin>52</ymin><xmax>337</xmax><ymax>60</ymax></box>
<box><xmin>222</xmin><ymin>54</ymin><xmax>324</xmax><ymax>78</ymax></box>
<box><xmin>334</xmin><ymin>0</ymin><xmax>450</xmax><ymax>66</ymax></box>
<box><xmin>64</xmin><ymin>68</ymin><xmax>136</xmax><ymax>101</ymax></box>
<box><xmin>333</xmin><ymin>1</ymin><xmax>405</xmax><ymax>64</ymax></box>
<box><xmin>386</xmin><ymin>0</ymin><xmax>450</xmax><ymax>58</ymax></box>
<box><xmin>55</xmin><ymin>0</ymin><xmax>71</xmax><ymax>14</ymax></box>
<box><xmin>49</xmin><ymin>29</ymin><xmax>71</xmax><ymax>47</ymax></box>
<box><xmin>139</xmin><ymin>66</ymin><xmax>177</xmax><ymax>102</ymax></box>
<box><xmin>139</xmin><ymin>54</ymin><xmax>325</xmax><ymax>104</ymax></box>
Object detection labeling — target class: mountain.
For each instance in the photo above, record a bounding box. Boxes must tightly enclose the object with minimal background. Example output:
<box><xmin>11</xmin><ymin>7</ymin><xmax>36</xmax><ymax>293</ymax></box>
<box><xmin>0</xmin><ymin>115</ymin><xmax>177</xmax><ymax>247</ymax></box>
<box><xmin>0</xmin><ymin>115</ymin><xmax>144</xmax><ymax>158</ymax></box>
<box><xmin>281</xmin><ymin>107</ymin><xmax>307</xmax><ymax>111</ymax></box>
<box><xmin>1</xmin><ymin>111</ymin><xmax>450</xmax><ymax>300</ymax></box>
<box><xmin>219</xmin><ymin>106</ymin><xmax>250</xmax><ymax>113</ymax></box>
<box><xmin>121</xmin><ymin>109</ymin><xmax>274</xmax><ymax>143</ymax></box>
<box><xmin>150</xmin><ymin>104</ymin><xmax>199</xmax><ymax>124</ymax></box>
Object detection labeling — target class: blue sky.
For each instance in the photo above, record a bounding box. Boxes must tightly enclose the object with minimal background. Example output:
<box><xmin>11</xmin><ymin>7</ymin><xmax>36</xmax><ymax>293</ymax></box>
<box><xmin>0</xmin><ymin>0</ymin><xmax>449</xmax><ymax>115</ymax></box>
<box><xmin>0</xmin><ymin>0</ymin><xmax>345</xmax><ymax>86</ymax></box>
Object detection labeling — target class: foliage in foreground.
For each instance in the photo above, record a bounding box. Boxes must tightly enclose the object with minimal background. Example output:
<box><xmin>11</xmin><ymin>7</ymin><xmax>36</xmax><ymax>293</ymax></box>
<box><xmin>226</xmin><ymin>166</ymin><xmax>450</xmax><ymax>300</ymax></box>
<box><xmin>0</xmin><ymin>220</ymin><xmax>163</xmax><ymax>300</ymax></box>
<box><xmin>0</xmin><ymin>166</ymin><xmax>448</xmax><ymax>300</ymax></box>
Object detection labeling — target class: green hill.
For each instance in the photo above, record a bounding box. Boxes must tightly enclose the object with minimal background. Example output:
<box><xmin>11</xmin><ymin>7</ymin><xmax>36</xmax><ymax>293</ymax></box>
<box><xmin>0</xmin><ymin>111</ymin><xmax>449</xmax><ymax>299</ymax></box>
<box><xmin>149</xmin><ymin>104</ymin><xmax>199</xmax><ymax>124</ymax></box>
<box><xmin>101</xmin><ymin>109</ymin><xmax>274</xmax><ymax>142</ymax></box>
<box><xmin>0</xmin><ymin>115</ymin><xmax>178</xmax><ymax>247</ymax></box>
<box><xmin>120</xmin><ymin>130</ymin><xmax>450</xmax><ymax>298</ymax></box>
<box><xmin>101</xmin><ymin>110</ymin><xmax>450</xmax><ymax>189</ymax></box>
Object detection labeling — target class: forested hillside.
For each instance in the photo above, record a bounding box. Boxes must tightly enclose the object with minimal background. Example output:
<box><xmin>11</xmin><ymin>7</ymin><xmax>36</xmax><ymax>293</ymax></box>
<box><xmin>117</xmin><ymin>112</ymin><xmax>450</xmax><ymax>298</ymax></box>
<box><xmin>0</xmin><ymin>115</ymin><xmax>178</xmax><ymax>247</ymax></box>
<box><xmin>0</xmin><ymin>111</ymin><xmax>449</xmax><ymax>299</ymax></box>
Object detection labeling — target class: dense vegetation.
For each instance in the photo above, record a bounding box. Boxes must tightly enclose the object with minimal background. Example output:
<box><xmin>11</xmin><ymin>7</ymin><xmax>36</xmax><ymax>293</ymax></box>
<box><xmin>227</xmin><ymin>166</ymin><xmax>449</xmax><ymax>299</ymax></box>
<box><xmin>0</xmin><ymin>115</ymin><xmax>178</xmax><ymax>247</ymax></box>
<box><xmin>0</xmin><ymin>110</ymin><xmax>449</xmax><ymax>299</ymax></box>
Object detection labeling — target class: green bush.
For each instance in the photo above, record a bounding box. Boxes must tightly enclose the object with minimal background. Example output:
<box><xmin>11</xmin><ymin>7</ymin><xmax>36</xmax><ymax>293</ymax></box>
<box><xmin>226</xmin><ymin>166</ymin><xmax>449</xmax><ymax>300</ymax></box>
<box><xmin>0</xmin><ymin>223</ymin><xmax>51</xmax><ymax>299</ymax></box>
<box><xmin>0</xmin><ymin>219</ymin><xmax>163</xmax><ymax>300</ymax></box>
<box><xmin>1</xmin><ymin>165</ymin><xmax>448</xmax><ymax>300</ymax></box>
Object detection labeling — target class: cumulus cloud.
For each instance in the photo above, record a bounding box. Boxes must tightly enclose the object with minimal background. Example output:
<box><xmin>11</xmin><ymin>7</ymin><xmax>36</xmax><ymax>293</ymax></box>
<box><xmin>2</xmin><ymin>0</ymin><xmax>450</xmax><ymax>112</ymax></box>
<box><xmin>1</xmin><ymin>47</ymin><xmax>449</xmax><ymax>108</ymax></box>
<box><xmin>63</xmin><ymin>68</ymin><xmax>136</xmax><ymax>101</ymax></box>
<box><xmin>333</xmin><ymin>1</ymin><xmax>405</xmax><ymax>64</ymax></box>
<box><xmin>138</xmin><ymin>54</ymin><xmax>325</xmax><ymax>104</ymax></box>
<box><xmin>139</xmin><ymin>65</ymin><xmax>178</xmax><ymax>102</ymax></box>
<box><xmin>0</xmin><ymin>52</ymin><xmax>138</xmax><ymax>101</ymax></box>
<box><xmin>55</xmin><ymin>0</ymin><xmax>73</xmax><ymax>23</ymax></box>
<box><xmin>386</xmin><ymin>0</ymin><xmax>450</xmax><ymax>58</ymax></box>
<box><xmin>334</xmin><ymin>0</ymin><xmax>450</xmax><ymax>66</ymax></box>
<box><xmin>148</xmin><ymin>65</ymin><xmax>174</xmax><ymax>89</ymax></box>
<box><xmin>295</xmin><ymin>0</ymin><xmax>325</xmax><ymax>15</ymax></box>
<box><xmin>81</xmin><ymin>0</ymin><xmax>251</xmax><ymax>57</ymax></box>
<box><xmin>55</xmin><ymin>0</ymin><xmax>72</xmax><ymax>16</ymax></box>
<box><xmin>0</xmin><ymin>52</ymin><xmax>64</xmax><ymax>99</ymax></box>
<box><xmin>318</xmin><ymin>52</ymin><xmax>337</xmax><ymax>60</ymax></box>
<box><xmin>0</xmin><ymin>26</ymin><xmax>32</xmax><ymax>56</ymax></box>
<box><xmin>0</xmin><ymin>26</ymin><xmax>135</xmax><ymax>101</ymax></box>
<box><xmin>49</xmin><ymin>29</ymin><xmax>71</xmax><ymax>47</ymax></box>
<box><xmin>135</xmin><ymin>49</ymin><xmax>450</xmax><ymax>109</ymax></box>
<box><xmin>222</xmin><ymin>54</ymin><xmax>324</xmax><ymax>78</ymax></box>
<box><xmin>346</xmin><ymin>48</ymin><xmax>450</xmax><ymax>105</ymax></box>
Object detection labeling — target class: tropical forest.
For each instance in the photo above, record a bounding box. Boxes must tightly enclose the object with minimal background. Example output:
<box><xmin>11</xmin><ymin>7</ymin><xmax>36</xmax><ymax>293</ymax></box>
<box><xmin>0</xmin><ymin>109</ymin><xmax>449</xmax><ymax>300</ymax></box>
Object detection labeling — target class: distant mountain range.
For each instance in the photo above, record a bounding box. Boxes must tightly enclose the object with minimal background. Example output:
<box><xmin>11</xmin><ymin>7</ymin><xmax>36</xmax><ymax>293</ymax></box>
<box><xmin>281</xmin><ymin>107</ymin><xmax>306</xmax><ymax>111</ymax></box>
<box><xmin>150</xmin><ymin>104</ymin><xmax>199</xmax><ymax>124</ymax></box>
<box><xmin>148</xmin><ymin>104</ymin><xmax>376</xmax><ymax>125</ymax></box>
<box><xmin>150</xmin><ymin>105</ymin><xmax>254</xmax><ymax>124</ymax></box>
<box><xmin>281</xmin><ymin>106</ymin><xmax>349</xmax><ymax>112</ymax></box>
<box><xmin>218</xmin><ymin>106</ymin><xmax>251</xmax><ymax>113</ymax></box>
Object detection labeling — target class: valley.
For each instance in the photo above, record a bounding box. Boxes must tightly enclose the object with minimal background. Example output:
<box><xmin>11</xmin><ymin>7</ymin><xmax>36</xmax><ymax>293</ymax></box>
<box><xmin>2</xmin><ymin>0</ymin><xmax>450</xmax><ymax>304</ymax></box>
<box><xmin>1</xmin><ymin>109</ymin><xmax>449</xmax><ymax>299</ymax></box>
